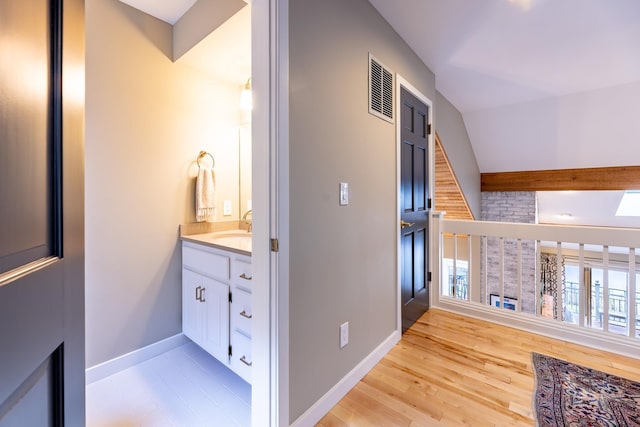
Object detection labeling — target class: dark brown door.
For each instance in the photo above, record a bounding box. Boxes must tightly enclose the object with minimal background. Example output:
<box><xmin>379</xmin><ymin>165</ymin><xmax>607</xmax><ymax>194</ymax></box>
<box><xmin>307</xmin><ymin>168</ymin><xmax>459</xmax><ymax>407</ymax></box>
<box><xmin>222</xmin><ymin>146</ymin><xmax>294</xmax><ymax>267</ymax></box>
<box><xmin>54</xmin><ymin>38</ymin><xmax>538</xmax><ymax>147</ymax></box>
<box><xmin>0</xmin><ymin>0</ymin><xmax>85</xmax><ymax>425</ymax></box>
<box><xmin>400</xmin><ymin>87</ymin><xmax>430</xmax><ymax>332</ymax></box>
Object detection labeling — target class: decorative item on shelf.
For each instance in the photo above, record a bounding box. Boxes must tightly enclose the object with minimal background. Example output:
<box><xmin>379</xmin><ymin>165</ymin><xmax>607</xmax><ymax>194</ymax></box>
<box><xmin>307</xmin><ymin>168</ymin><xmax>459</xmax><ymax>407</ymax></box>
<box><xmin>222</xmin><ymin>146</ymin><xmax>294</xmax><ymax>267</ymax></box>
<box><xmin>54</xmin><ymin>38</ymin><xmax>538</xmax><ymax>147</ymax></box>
<box><xmin>196</xmin><ymin>151</ymin><xmax>216</xmax><ymax>223</ymax></box>
<box><xmin>240</xmin><ymin>77</ymin><xmax>252</xmax><ymax>111</ymax></box>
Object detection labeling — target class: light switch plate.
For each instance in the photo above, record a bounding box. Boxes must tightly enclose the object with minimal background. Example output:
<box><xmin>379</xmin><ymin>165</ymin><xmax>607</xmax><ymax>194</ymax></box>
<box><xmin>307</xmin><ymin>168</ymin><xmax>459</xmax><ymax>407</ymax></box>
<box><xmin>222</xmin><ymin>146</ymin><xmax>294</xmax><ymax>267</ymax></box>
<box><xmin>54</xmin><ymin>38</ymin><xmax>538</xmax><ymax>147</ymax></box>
<box><xmin>339</xmin><ymin>182</ymin><xmax>349</xmax><ymax>206</ymax></box>
<box><xmin>223</xmin><ymin>200</ymin><xmax>232</xmax><ymax>216</ymax></box>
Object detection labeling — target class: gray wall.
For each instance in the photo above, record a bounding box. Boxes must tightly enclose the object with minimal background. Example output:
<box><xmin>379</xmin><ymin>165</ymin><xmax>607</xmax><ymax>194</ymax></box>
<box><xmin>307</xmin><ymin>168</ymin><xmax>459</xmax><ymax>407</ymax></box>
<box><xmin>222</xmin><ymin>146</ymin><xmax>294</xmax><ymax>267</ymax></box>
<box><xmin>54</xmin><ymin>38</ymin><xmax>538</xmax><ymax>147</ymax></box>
<box><xmin>435</xmin><ymin>91</ymin><xmax>481</xmax><ymax>219</ymax></box>
<box><xmin>85</xmin><ymin>0</ymin><xmax>243</xmax><ymax>366</ymax></box>
<box><xmin>289</xmin><ymin>0</ymin><xmax>435</xmax><ymax>420</ymax></box>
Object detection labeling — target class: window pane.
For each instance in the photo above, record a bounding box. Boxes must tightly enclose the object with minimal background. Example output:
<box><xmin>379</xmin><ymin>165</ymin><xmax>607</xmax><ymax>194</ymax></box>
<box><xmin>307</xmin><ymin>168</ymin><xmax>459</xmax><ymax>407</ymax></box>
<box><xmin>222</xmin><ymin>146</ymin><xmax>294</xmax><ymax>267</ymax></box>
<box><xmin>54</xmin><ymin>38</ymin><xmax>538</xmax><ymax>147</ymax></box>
<box><xmin>563</xmin><ymin>264</ymin><xmax>579</xmax><ymax>324</ymax></box>
<box><xmin>604</xmin><ymin>269</ymin><xmax>628</xmax><ymax>336</ymax></box>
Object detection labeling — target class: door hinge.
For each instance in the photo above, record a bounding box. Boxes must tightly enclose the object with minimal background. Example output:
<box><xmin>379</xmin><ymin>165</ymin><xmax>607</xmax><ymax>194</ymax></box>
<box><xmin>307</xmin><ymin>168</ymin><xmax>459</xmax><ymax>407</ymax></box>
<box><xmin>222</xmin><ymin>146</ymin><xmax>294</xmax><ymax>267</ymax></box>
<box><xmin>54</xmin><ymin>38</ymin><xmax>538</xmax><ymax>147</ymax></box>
<box><xmin>427</xmin><ymin>124</ymin><xmax>432</xmax><ymax>135</ymax></box>
<box><xmin>229</xmin><ymin>292</ymin><xmax>232</xmax><ymax>303</ymax></box>
<box><xmin>428</xmin><ymin>198</ymin><xmax>432</xmax><ymax>209</ymax></box>
<box><xmin>229</xmin><ymin>345</ymin><xmax>232</xmax><ymax>357</ymax></box>
<box><xmin>270</xmin><ymin>238</ymin><xmax>279</xmax><ymax>252</ymax></box>
<box><xmin>427</xmin><ymin>271</ymin><xmax>432</xmax><ymax>282</ymax></box>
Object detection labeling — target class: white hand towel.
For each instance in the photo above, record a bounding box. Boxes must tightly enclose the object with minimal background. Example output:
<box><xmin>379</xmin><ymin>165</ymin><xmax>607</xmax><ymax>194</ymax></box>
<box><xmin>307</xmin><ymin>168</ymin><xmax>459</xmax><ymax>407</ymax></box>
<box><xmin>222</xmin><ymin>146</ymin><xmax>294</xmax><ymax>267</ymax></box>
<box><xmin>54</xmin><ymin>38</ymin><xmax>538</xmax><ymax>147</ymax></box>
<box><xmin>196</xmin><ymin>167</ymin><xmax>216</xmax><ymax>222</ymax></box>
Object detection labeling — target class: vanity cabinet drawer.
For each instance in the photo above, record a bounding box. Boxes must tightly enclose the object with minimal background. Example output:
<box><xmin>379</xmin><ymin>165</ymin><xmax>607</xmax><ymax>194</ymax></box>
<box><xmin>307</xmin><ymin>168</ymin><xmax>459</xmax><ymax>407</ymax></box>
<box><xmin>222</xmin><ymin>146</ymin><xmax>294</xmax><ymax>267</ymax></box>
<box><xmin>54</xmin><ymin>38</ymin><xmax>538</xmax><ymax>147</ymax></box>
<box><xmin>183</xmin><ymin>244</ymin><xmax>229</xmax><ymax>281</ymax></box>
<box><xmin>231</xmin><ymin>259</ymin><xmax>252</xmax><ymax>289</ymax></box>
<box><xmin>232</xmin><ymin>288</ymin><xmax>252</xmax><ymax>338</ymax></box>
<box><xmin>230</xmin><ymin>331</ymin><xmax>252</xmax><ymax>384</ymax></box>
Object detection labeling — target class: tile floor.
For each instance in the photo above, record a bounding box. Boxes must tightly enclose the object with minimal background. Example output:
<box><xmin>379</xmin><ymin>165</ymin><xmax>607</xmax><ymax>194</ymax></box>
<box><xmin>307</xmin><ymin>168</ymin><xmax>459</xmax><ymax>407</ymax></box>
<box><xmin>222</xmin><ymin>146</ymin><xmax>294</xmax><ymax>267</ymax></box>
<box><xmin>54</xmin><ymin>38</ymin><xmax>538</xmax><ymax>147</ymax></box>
<box><xmin>86</xmin><ymin>342</ymin><xmax>251</xmax><ymax>427</ymax></box>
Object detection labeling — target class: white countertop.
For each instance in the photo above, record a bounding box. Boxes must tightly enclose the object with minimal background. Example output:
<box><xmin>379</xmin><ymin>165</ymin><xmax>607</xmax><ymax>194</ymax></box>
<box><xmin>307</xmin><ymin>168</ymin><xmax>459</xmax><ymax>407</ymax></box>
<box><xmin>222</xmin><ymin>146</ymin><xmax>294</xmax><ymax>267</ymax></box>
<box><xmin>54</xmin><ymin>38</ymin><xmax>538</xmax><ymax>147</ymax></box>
<box><xmin>181</xmin><ymin>230</ymin><xmax>252</xmax><ymax>256</ymax></box>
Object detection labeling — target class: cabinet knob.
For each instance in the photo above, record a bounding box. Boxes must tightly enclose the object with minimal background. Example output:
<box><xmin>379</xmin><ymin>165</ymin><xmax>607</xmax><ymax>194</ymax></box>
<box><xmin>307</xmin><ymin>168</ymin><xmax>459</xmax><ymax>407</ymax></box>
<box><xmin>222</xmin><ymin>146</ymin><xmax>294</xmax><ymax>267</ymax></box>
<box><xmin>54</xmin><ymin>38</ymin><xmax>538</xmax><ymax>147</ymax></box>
<box><xmin>196</xmin><ymin>286</ymin><xmax>202</xmax><ymax>301</ymax></box>
<box><xmin>200</xmin><ymin>288</ymin><xmax>206</xmax><ymax>302</ymax></box>
<box><xmin>240</xmin><ymin>310</ymin><xmax>253</xmax><ymax>319</ymax></box>
<box><xmin>240</xmin><ymin>356</ymin><xmax>252</xmax><ymax>366</ymax></box>
<box><xmin>239</xmin><ymin>273</ymin><xmax>252</xmax><ymax>281</ymax></box>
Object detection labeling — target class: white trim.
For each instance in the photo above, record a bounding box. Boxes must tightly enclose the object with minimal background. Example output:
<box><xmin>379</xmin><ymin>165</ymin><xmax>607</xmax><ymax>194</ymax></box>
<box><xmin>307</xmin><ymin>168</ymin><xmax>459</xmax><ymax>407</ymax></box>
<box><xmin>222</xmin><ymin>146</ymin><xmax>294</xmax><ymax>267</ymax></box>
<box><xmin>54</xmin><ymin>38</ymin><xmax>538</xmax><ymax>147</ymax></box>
<box><xmin>434</xmin><ymin>298</ymin><xmax>640</xmax><ymax>358</ymax></box>
<box><xmin>250</xmin><ymin>0</ymin><xmax>288</xmax><ymax>426</ymax></box>
<box><xmin>85</xmin><ymin>333</ymin><xmax>189</xmax><ymax>384</ymax></box>
<box><xmin>289</xmin><ymin>330</ymin><xmax>400</xmax><ymax>427</ymax></box>
<box><xmin>395</xmin><ymin>75</ymin><xmax>435</xmax><ymax>332</ymax></box>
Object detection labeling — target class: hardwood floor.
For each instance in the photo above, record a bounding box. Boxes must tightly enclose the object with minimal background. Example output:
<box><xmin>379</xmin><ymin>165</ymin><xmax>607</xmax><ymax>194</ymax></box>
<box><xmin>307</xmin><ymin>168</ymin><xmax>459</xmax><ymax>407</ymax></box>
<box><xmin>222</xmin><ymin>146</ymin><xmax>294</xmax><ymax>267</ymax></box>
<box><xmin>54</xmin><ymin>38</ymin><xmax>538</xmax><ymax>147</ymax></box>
<box><xmin>318</xmin><ymin>309</ymin><xmax>640</xmax><ymax>426</ymax></box>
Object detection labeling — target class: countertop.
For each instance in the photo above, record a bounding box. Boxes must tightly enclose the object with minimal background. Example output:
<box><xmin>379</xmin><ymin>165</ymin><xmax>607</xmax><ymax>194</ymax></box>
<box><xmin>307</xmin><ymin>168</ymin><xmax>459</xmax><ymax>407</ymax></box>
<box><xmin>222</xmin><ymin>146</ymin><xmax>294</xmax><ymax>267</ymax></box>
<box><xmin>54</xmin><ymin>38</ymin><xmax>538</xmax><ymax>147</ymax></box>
<box><xmin>180</xmin><ymin>222</ymin><xmax>252</xmax><ymax>256</ymax></box>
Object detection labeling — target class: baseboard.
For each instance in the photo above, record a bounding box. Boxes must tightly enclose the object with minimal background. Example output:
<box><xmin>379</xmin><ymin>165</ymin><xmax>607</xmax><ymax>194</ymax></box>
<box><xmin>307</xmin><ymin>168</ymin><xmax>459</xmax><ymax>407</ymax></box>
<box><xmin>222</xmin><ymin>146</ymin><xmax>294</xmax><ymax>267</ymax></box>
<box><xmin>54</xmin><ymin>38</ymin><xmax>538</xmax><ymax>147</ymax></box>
<box><xmin>85</xmin><ymin>333</ymin><xmax>190</xmax><ymax>384</ymax></box>
<box><xmin>435</xmin><ymin>299</ymin><xmax>640</xmax><ymax>359</ymax></box>
<box><xmin>290</xmin><ymin>329</ymin><xmax>401</xmax><ymax>427</ymax></box>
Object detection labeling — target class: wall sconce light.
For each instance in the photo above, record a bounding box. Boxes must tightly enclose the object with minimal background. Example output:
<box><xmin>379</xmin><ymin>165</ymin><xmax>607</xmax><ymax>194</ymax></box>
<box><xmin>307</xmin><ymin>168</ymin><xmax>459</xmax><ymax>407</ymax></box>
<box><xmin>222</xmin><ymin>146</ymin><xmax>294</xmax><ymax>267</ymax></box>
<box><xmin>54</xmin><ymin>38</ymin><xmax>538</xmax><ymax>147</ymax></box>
<box><xmin>240</xmin><ymin>77</ymin><xmax>252</xmax><ymax>111</ymax></box>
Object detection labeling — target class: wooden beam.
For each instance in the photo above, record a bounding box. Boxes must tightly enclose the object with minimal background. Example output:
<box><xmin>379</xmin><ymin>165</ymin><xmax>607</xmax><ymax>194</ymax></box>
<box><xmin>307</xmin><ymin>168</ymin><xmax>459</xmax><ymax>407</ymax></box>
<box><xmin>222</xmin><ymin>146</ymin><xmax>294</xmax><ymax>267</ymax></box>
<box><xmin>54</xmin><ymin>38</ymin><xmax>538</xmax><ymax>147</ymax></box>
<box><xmin>481</xmin><ymin>166</ymin><xmax>640</xmax><ymax>192</ymax></box>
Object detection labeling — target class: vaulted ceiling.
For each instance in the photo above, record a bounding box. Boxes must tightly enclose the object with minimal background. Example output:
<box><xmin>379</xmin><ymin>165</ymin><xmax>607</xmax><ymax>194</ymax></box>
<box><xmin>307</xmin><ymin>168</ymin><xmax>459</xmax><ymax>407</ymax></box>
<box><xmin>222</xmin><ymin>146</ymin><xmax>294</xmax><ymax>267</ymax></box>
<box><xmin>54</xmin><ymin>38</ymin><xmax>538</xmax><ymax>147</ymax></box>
<box><xmin>368</xmin><ymin>0</ymin><xmax>640</xmax><ymax>173</ymax></box>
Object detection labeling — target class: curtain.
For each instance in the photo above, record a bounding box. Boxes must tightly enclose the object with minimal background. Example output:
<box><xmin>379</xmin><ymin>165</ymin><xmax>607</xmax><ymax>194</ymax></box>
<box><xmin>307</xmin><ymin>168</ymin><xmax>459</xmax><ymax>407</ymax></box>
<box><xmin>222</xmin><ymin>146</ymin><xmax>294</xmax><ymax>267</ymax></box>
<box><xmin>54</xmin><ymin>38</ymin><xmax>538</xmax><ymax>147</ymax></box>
<box><xmin>540</xmin><ymin>253</ymin><xmax>565</xmax><ymax>320</ymax></box>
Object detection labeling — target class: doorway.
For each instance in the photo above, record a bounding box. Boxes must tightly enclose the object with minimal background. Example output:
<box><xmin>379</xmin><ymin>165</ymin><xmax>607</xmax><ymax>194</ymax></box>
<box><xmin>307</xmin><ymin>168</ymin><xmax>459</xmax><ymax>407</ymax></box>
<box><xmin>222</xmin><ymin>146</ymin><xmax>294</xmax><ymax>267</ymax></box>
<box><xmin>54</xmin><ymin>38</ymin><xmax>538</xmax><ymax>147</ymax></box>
<box><xmin>397</xmin><ymin>81</ymin><xmax>432</xmax><ymax>332</ymax></box>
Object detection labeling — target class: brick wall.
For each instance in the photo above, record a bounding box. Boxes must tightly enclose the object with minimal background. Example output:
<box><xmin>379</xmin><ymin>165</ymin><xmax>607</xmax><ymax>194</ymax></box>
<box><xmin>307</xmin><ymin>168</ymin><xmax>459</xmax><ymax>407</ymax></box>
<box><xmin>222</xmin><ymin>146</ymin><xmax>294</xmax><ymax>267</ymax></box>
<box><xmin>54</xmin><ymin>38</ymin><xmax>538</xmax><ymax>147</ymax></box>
<box><xmin>481</xmin><ymin>192</ymin><xmax>537</xmax><ymax>314</ymax></box>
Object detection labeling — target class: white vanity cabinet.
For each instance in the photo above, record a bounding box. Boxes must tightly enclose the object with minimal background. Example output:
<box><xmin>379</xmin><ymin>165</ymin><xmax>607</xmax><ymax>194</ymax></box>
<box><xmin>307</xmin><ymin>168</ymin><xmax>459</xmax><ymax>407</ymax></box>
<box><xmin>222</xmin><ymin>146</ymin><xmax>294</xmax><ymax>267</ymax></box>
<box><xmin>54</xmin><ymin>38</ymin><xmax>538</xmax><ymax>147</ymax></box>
<box><xmin>181</xmin><ymin>240</ymin><xmax>252</xmax><ymax>384</ymax></box>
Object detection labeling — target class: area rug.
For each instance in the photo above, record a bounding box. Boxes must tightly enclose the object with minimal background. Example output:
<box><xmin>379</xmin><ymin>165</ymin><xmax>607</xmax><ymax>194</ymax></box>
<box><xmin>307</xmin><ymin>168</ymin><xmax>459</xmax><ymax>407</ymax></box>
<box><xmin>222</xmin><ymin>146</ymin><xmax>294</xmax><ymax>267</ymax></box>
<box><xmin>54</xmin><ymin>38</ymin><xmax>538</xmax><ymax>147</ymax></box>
<box><xmin>532</xmin><ymin>352</ymin><xmax>640</xmax><ymax>426</ymax></box>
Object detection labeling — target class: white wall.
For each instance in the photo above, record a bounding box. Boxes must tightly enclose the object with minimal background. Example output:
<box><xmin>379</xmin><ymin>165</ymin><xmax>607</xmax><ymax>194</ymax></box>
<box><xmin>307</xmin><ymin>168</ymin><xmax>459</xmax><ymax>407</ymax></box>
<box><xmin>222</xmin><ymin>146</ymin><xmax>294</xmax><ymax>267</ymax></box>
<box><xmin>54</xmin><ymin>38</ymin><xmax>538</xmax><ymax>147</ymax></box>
<box><xmin>465</xmin><ymin>80</ymin><xmax>640</xmax><ymax>173</ymax></box>
<box><xmin>85</xmin><ymin>0</ymin><xmax>243</xmax><ymax>366</ymax></box>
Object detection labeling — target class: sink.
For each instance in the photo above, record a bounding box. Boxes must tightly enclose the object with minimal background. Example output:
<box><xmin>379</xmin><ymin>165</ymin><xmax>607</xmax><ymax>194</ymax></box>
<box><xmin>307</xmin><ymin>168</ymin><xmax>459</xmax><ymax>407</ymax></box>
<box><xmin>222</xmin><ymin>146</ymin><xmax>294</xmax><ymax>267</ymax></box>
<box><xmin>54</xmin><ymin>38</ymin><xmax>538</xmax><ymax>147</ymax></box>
<box><xmin>209</xmin><ymin>230</ymin><xmax>252</xmax><ymax>239</ymax></box>
<box><xmin>198</xmin><ymin>230</ymin><xmax>252</xmax><ymax>253</ymax></box>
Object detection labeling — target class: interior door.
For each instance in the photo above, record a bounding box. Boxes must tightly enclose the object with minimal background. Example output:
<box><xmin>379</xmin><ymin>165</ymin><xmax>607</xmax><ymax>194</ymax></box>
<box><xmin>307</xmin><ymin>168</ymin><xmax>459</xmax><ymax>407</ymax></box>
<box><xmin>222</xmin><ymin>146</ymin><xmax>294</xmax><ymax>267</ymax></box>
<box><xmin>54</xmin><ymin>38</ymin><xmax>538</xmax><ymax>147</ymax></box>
<box><xmin>400</xmin><ymin>87</ymin><xmax>430</xmax><ymax>332</ymax></box>
<box><xmin>0</xmin><ymin>0</ymin><xmax>85</xmax><ymax>425</ymax></box>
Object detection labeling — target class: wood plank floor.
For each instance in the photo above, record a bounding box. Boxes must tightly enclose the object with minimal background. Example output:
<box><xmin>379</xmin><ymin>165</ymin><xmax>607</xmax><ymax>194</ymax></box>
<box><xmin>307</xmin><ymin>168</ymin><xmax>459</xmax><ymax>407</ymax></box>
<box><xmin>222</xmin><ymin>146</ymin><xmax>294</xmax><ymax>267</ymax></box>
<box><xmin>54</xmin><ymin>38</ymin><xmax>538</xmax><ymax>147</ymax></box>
<box><xmin>318</xmin><ymin>309</ymin><xmax>640</xmax><ymax>426</ymax></box>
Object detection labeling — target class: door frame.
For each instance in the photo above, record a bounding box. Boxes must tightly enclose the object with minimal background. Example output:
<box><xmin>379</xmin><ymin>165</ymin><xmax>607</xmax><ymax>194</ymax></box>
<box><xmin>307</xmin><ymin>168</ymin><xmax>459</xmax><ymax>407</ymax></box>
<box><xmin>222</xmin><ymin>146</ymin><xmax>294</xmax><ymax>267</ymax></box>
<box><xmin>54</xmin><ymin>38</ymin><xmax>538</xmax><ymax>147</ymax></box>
<box><xmin>395</xmin><ymin>75</ymin><xmax>434</xmax><ymax>333</ymax></box>
<box><xmin>251</xmin><ymin>0</ymin><xmax>289</xmax><ymax>425</ymax></box>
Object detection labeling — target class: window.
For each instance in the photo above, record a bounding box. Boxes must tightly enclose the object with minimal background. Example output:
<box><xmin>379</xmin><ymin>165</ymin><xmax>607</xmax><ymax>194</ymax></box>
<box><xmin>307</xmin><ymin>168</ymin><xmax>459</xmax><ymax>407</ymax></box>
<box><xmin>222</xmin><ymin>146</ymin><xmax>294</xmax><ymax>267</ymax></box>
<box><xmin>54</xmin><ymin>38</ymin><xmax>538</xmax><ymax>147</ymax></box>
<box><xmin>563</xmin><ymin>260</ymin><xmax>639</xmax><ymax>337</ymax></box>
<box><xmin>442</xmin><ymin>258</ymin><xmax>468</xmax><ymax>300</ymax></box>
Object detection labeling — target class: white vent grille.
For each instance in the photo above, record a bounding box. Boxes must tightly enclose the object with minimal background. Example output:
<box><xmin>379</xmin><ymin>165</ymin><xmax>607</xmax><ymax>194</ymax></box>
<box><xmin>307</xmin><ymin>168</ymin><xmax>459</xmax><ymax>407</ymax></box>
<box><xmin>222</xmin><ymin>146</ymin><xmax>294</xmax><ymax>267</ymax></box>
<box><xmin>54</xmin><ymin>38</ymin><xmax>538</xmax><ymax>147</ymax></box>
<box><xmin>369</xmin><ymin>53</ymin><xmax>394</xmax><ymax>123</ymax></box>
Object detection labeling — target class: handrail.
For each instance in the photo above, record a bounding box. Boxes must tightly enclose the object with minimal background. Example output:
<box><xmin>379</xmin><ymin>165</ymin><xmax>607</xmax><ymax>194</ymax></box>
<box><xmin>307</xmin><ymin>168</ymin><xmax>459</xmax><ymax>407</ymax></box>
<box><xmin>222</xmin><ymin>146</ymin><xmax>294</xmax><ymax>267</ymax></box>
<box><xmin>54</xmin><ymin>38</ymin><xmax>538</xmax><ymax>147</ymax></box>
<box><xmin>435</xmin><ymin>216</ymin><xmax>640</xmax><ymax>342</ymax></box>
<box><xmin>441</xmin><ymin>219</ymin><xmax>640</xmax><ymax>249</ymax></box>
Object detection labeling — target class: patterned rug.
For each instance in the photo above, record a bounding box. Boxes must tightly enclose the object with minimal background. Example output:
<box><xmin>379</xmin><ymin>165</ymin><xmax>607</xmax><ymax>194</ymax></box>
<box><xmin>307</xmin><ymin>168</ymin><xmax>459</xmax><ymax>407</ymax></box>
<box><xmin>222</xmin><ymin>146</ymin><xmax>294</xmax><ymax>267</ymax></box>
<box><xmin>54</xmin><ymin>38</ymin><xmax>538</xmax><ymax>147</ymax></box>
<box><xmin>533</xmin><ymin>352</ymin><xmax>640</xmax><ymax>426</ymax></box>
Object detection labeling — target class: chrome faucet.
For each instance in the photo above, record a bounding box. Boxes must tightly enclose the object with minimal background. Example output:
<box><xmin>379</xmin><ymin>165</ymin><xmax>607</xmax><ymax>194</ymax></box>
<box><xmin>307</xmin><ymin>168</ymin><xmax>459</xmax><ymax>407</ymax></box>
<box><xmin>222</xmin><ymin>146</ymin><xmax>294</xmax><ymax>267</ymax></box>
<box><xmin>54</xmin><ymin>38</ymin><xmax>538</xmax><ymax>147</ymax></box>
<box><xmin>242</xmin><ymin>210</ymin><xmax>253</xmax><ymax>232</ymax></box>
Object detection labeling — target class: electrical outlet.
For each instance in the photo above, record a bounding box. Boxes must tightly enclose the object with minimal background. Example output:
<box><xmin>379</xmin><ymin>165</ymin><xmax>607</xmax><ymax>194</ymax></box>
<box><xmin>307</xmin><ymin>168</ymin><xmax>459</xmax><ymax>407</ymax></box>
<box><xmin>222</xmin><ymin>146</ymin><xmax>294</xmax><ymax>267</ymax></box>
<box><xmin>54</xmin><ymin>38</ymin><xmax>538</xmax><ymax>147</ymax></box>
<box><xmin>223</xmin><ymin>200</ymin><xmax>232</xmax><ymax>216</ymax></box>
<box><xmin>340</xmin><ymin>322</ymin><xmax>349</xmax><ymax>348</ymax></box>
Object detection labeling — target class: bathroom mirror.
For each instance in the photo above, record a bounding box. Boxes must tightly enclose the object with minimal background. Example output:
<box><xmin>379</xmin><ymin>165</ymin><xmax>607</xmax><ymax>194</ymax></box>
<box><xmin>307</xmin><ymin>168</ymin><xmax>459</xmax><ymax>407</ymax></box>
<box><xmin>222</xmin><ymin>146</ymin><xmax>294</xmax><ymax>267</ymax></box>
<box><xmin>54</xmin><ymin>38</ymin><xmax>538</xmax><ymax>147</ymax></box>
<box><xmin>239</xmin><ymin>122</ymin><xmax>252</xmax><ymax>220</ymax></box>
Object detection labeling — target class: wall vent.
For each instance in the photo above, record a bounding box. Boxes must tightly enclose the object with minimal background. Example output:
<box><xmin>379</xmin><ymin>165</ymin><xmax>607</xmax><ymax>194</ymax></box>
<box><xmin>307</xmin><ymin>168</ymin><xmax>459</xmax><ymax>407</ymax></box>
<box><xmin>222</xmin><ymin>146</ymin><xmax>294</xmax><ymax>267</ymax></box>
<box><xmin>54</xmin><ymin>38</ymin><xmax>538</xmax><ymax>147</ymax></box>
<box><xmin>368</xmin><ymin>53</ymin><xmax>394</xmax><ymax>123</ymax></box>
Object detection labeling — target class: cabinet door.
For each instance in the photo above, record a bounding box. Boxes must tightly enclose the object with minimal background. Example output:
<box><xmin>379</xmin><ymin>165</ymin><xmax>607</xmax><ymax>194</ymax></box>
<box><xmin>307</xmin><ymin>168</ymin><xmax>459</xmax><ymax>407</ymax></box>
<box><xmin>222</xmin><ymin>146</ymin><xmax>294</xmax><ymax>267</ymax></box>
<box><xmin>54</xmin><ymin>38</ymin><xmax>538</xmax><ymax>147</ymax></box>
<box><xmin>182</xmin><ymin>268</ymin><xmax>205</xmax><ymax>344</ymax></box>
<box><xmin>201</xmin><ymin>276</ymin><xmax>230</xmax><ymax>362</ymax></box>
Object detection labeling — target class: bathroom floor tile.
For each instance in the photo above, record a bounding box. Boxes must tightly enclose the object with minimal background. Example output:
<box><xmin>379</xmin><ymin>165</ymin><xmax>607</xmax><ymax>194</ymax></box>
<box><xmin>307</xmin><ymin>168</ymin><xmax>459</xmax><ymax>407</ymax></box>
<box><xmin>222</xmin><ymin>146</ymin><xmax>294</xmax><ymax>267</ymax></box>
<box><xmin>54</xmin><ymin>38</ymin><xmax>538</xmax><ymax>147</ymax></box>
<box><xmin>86</xmin><ymin>343</ymin><xmax>251</xmax><ymax>427</ymax></box>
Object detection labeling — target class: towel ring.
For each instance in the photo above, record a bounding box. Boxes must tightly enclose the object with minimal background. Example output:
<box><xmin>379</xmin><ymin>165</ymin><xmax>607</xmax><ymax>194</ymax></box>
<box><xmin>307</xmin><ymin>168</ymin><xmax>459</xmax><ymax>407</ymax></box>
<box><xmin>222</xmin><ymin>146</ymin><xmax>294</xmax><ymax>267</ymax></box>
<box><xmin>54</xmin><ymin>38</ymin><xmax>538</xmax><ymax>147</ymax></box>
<box><xmin>197</xmin><ymin>151</ymin><xmax>215</xmax><ymax>169</ymax></box>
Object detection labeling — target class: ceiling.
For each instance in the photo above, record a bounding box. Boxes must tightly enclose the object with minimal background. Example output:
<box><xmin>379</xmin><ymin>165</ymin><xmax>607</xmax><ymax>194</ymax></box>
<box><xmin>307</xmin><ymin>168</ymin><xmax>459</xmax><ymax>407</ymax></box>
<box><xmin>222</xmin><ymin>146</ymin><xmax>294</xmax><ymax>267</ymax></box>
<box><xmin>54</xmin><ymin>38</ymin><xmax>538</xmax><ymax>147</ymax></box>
<box><xmin>177</xmin><ymin>5</ymin><xmax>251</xmax><ymax>85</ymax></box>
<box><xmin>369</xmin><ymin>0</ymin><xmax>640</xmax><ymax>113</ymax></box>
<box><xmin>117</xmin><ymin>0</ymin><xmax>640</xmax><ymax>227</ymax></box>
<box><xmin>119</xmin><ymin>0</ymin><xmax>197</xmax><ymax>24</ymax></box>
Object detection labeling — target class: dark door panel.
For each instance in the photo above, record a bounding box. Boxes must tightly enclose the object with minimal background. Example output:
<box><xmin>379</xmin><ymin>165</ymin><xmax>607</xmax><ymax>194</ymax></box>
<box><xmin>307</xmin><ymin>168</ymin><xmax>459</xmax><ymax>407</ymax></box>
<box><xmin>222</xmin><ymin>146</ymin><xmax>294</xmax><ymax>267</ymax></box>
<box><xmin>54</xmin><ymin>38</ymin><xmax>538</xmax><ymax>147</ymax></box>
<box><xmin>400</xmin><ymin>87</ymin><xmax>430</xmax><ymax>332</ymax></box>
<box><xmin>0</xmin><ymin>0</ymin><xmax>53</xmax><ymax>274</ymax></box>
<box><xmin>0</xmin><ymin>0</ymin><xmax>85</xmax><ymax>424</ymax></box>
